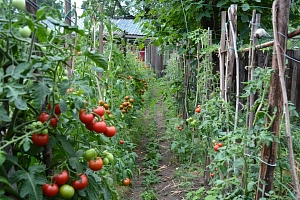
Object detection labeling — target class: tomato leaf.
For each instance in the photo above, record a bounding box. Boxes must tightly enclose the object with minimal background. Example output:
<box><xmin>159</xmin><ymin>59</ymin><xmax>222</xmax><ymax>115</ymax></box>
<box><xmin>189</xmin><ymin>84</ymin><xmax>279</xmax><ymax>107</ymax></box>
<box><xmin>57</xmin><ymin>134</ymin><xmax>75</xmax><ymax>156</ymax></box>
<box><xmin>68</xmin><ymin>157</ymin><xmax>84</xmax><ymax>172</ymax></box>
<box><xmin>30</xmin><ymin>82</ymin><xmax>51</xmax><ymax>110</ymax></box>
<box><xmin>4</xmin><ymin>83</ymin><xmax>27</xmax><ymax>110</ymax></box>
<box><xmin>0</xmin><ymin>105</ymin><xmax>10</xmax><ymax>122</ymax></box>
<box><xmin>8</xmin><ymin>162</ymin><xmax>46</xmax><ymax>199</ymax></box>
<box><xmin>91</xmin><ymin>66</ymin><xmax>104</xmax><ymax>73</ymax></box>
<box><xmin>59</xmin><ymin>99</ymin><xmax>68</xmax><ymax>113</ymax></box>
<box><xmin>84</xmin><ymin>51</ymin><xmax>108</xmax><ymax>70</ymax></box>
<box><xmin>0</xmin><ymin>151</ymin><xmax>6</xmax><ymax>166</ymax></box>
<box><xmin>85</xmin><ymin>172</ymin><xmax>102</xmax><ymax>199</ymax></box>
<box><xmin>59</xmin><ymin>79</ymin><xmax>69</xmax><ymax>95</ymax></box>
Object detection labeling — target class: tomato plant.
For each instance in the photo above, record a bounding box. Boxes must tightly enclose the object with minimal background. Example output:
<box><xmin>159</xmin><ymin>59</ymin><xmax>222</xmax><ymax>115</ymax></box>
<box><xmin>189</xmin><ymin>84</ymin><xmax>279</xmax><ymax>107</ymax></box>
<box><xmin>52</xmin><ymin>170</ymin><xmax>69</xmax><ymax>186</ymax></box>
<box><xmin>72</xmin><ymin>174</ymin><xmax>88</xmax><ymax>190</ymax></box>
<box><xmin>42</xmin><ymin>183</ymin><xmax>59</xmax><ymax>197</ymax></box>
<box><xmin>89</xmin><ymin>157</ymin><xmax>104</xmax><ymax>171</ymax></box>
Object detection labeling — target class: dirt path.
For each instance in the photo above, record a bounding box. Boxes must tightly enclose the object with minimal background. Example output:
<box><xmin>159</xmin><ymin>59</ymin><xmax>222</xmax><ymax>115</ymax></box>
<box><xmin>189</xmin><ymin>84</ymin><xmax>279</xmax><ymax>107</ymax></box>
<box><xmin>125</xmin><ymin>100</ymin><xmax>205</xmax><ymax>200</ymax></box>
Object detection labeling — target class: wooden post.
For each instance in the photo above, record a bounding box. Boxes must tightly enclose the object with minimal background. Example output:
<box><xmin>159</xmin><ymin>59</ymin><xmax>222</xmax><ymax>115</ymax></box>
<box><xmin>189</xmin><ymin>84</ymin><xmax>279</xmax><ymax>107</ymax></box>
<box><xmin>224</xmin><ymin>5</ymin><xmax>236</xmax><ymax>102</ymax></box>
<box><xmin>256</xmin><ymin>0</ymin><xmax>300</xmax><ymax>198</ymax></box>
<box><xmin>247</xmin><ymin>13</ymin><xmax>260</xmax><ymax>142</ymax></box>
<box><xmin>219</xmin><ymin>11</ymin><xmax>226</xmax><ymax>99</ymax></box>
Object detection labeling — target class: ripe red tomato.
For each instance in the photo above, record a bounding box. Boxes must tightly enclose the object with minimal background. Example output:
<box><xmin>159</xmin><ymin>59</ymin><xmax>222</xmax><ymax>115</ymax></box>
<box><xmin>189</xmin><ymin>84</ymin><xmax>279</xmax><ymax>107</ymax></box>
<box><xmin>55</xmin><ymin>104</ymin><xmax>62</xmax><ymax>115</ymax></box>
<box><xmin>218</xmin><ymin>143</ymin><xmax>223</xmax><ymax>147</ymax></box>
<box><xmin>119</xmin><ymin>140</ymin><xmax>124</xmax><ymax>145</ymax></box>
<box><xmin>93</xmin><ymin>106</ymin><xmax>105</xmax><ymax>116</ymax></box>
<box><xmin>210</xmin><ymin>173</ymin><xmax>214</xmax><ymax>178</ymax></box>
<box><xmin>93</xmin><ymin>121</ymin><xmax>107</xmax><ymax>133</ymax></box>
<box><xmin>42</xmin><ymin>183</ymin><xmax>59</xmax><ymax>197</ymax></box>
<box><xmin>88</xmin><ymin>157</ymin><xmax>103</xmax><ymax>171</ymax></box>
<box><xmin>38</xmin><ymin>112</ymin><xmax>49</xmax><ymax>123</ymax></box>
<box><xmin>85</xmin><ymin>121</ymin><xmax>95</xmax><ymax>131</ymax></box>
<box><xmin>79</xmin><ymin>112</ymin><xmax>94</xmax><ymax>124</ymax></box>
<box><xmin>123</xmin><ymin>178</ymin><xmax>130</xmax><ymax>186</ymax></box>
<box><xmin>47</xmin><ymin>104</ymin><xmax>62</xmax><ymax>115</ymax></box>
<box><xmin>50</xmin><ymin>117</ymin><xmax>58</xmax><ymax>127</ymax></box>
<box><xmin>213</xmin><ymin>145</ymin><xmax>219</xmax><ymax>152</ymax></box>
<box><xmin>195</xmin><ymin>107</ymin><xmax>201</xmax><ymax>113</ymax></box>
<box><xmin>32</xmin><ymin>133</ymin><xmax>49</xmax><ymax>146</ymax></box>
<box><xmin>104</xmin><ymin>126</ymin><xmax>116</xmax><ymax>137</ymax></box>
<box><xmin>52</xmin><ymin>170</ymin><xmax>69</xmax><ymax>186</ymax></box>
<box><xmin>72</xmin><ymin>174</ymin><xmax>88</xmax><ymax>190</ymax></box>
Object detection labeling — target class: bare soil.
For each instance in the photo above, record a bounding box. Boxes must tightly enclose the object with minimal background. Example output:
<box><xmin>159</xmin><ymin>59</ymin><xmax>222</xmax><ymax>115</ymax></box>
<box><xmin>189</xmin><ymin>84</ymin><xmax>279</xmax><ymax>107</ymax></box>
<box><xmin>124</xmin><ymin>101</ymin><xmax>205</xmax><ymax>200</ymax></box>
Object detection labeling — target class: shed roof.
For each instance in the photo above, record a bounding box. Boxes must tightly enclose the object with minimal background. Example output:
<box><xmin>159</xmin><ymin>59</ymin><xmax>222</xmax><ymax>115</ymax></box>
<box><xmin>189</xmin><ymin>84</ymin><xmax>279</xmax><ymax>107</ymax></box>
<box><xmin>111</xmin><ymin>18</ymin><xmax>144</xmax><ymax>36</ymax></box>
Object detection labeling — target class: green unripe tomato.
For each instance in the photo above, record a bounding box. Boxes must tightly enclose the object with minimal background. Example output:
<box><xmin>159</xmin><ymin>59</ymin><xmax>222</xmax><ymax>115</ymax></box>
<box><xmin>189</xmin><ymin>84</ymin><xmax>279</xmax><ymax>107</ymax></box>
<box><xmin>36</xmin><ymin>121</ymin><xmax>43</xmax><ymax>128</ymax></box>
<box><xmin>83</xmin><ymin>149</ymin><xmax>97</xmax><ymax>160</ymax></box>
<box><xmin>103</xmin><ymin>157</ymin><xmax>109</xmax><ymax>165</ymax></box>
<box><xmin>59</xmin><ymin>184</ymin><xmax>75</xmax><ymax>199</ymax></box>
<box><xmin>106</xmin><ymin>153</ymin><xmax>114</xmax><ymax>163</ymax></box>
<box><xmin>12</xmin><ymin>0</ymin><xmax>25</xmax><ymax>10</ymax></box>
<box><xmin>41</xmin><ymin>128</ymin><xmax>48</xmax><ymax>134</ymax></box>
<box><xmin>212</xmin><ymin>140</ymin><xmax>216</xmax><ymax>144</ymax></box>
<box><xmin>46</xmin><ymin>27</ymin><xmax>51</xmax><ymax>36</ymax></box>
<box><xmin>19</xmin><ymin>26</ymin><xmax>31</xmax><ymax>38</ymax></box>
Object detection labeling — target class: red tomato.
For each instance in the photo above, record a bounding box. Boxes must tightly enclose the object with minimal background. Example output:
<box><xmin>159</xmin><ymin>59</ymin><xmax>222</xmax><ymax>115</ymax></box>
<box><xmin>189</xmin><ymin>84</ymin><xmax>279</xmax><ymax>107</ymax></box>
<box><xmin>72</xmin><ymin>174</ymin><xmax>88</xmax><ymax>190</ymax></box>
<box><xmin>85</xmin><ymin>121</ymin><xmax>95</xmax><ymax>131</ymax></box>
<box><xmin>88</xmin><ymin>157</ymin><xmax>103</xmax><ymax>171</ymax></box>
<box><xmin>42</xmin><ymin>183</ymin><xmax>59</xmax><ymax>197</ymax></box>
<box><xmin>93</xmin><ymin>106</ymin><xmax>105</xmax><ymax>116</ymax></box>
<box><xmin>218</xmin><ymin>143</ymin><xmax>223</xmax><ymax>147</ymax></box>
<box><xmin>55</xmin><ymin>104</ymin><xmax>62</xmax><ymax>115</ymax></box>
<box><xmin>52</xmin><ymin>170</ymin><xmax>69</xmax><ymax>186</ymax></box>
<box><xmin>195</xmin><ymin>107</ymin><xmax>201</xmax><ymax>113</ymax></box>
<box><xmin>214</xmin><ymin>145</ymin><xmax>219</xmax><ymax>152</ymax></box>
<box><xmin>79</xmin><ymin>112</ymin><xmax>94</xmax><ymax>124</ymax></box>
<box><xmin>123</xmin><ymin>178</ymin><xmax>130</xmax><ymax>186</ymax></box>
<box><xmin>104</xmin><ymin>126</ymin><xmax>116</xmax><ymax>137</ymax></box>
<box><xmin>38</xmin><ymin>112</ymin><xmax>49</xmax><ymax>123</ymax></box>
<box><xmin>119</xmin><ymin>140</ymin><xmax>124</xmax><ymax>145</ymax></box>
<box><xmin>32</xmin><ymin>133</ymin><xmax>49</xmax><ymax>146</ymax></box>
<box><xmin>50</xmin><ymin>117</ymin><xmax>58</xmax><ymax>127</ymax></box>
<box><xmin>93</xmin><ymin>121</ymin><xmax>107</xmax><ymax>133</ymax></box>
<box><xmin>210</xmin><ymin>173</ymin><xmax>214</xmax><ymax>178</ymax></box>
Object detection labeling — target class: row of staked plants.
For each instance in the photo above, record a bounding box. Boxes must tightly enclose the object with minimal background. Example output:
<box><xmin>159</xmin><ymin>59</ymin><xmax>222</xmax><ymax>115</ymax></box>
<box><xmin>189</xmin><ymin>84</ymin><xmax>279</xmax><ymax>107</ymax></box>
<box><xmin>0</xmin><ymin>0</ymin><xmax>154</xmax><ymax>199</ymax></box>
<box><xmin>155</xmin><ymin>28</ymin><xmax>300</xmax><ymax>199</ymax></box>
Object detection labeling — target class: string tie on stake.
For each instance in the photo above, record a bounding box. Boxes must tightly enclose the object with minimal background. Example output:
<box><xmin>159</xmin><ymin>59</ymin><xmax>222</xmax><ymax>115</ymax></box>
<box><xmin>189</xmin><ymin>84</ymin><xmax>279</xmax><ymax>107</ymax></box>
<box><xmin>244</xmin><ymin>153</ymin><xmax>277</xmax><ymax>167</ymax></box>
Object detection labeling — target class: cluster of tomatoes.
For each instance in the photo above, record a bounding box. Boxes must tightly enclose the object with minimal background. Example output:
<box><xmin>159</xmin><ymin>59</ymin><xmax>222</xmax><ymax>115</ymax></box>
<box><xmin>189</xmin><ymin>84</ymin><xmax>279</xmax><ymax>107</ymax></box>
<box><xmin>213</xmin><ymin>142</ymin><xmax>223</xmax><ymax>152</ymax></box>
<box><xmin>42</xmin><ymin>170</ymin><xmax>88</xmax><ymax>199</ymax></box>
<box><xmin>195</xmin><ymin>105</ymin><xmax>201</xmax><ymax>113</ymax></box>
<box><xmin>31</xmin><ymin>104</ymin><xmax>62</xmax><ymax>146</ymax></box>
<box><xmin>119</xmin><ymin>96</ymin><xmax>134</xmax><ymax>114</ymax></box>
<box><xmin>79</xmin><ymin>102</ymin><xmax>116</xmax><ymax>137</ymax></box>
<box><xmin>177</xmin><ymin>123</ymin><xmax>184</xmax><ymax>131</ymax></box>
